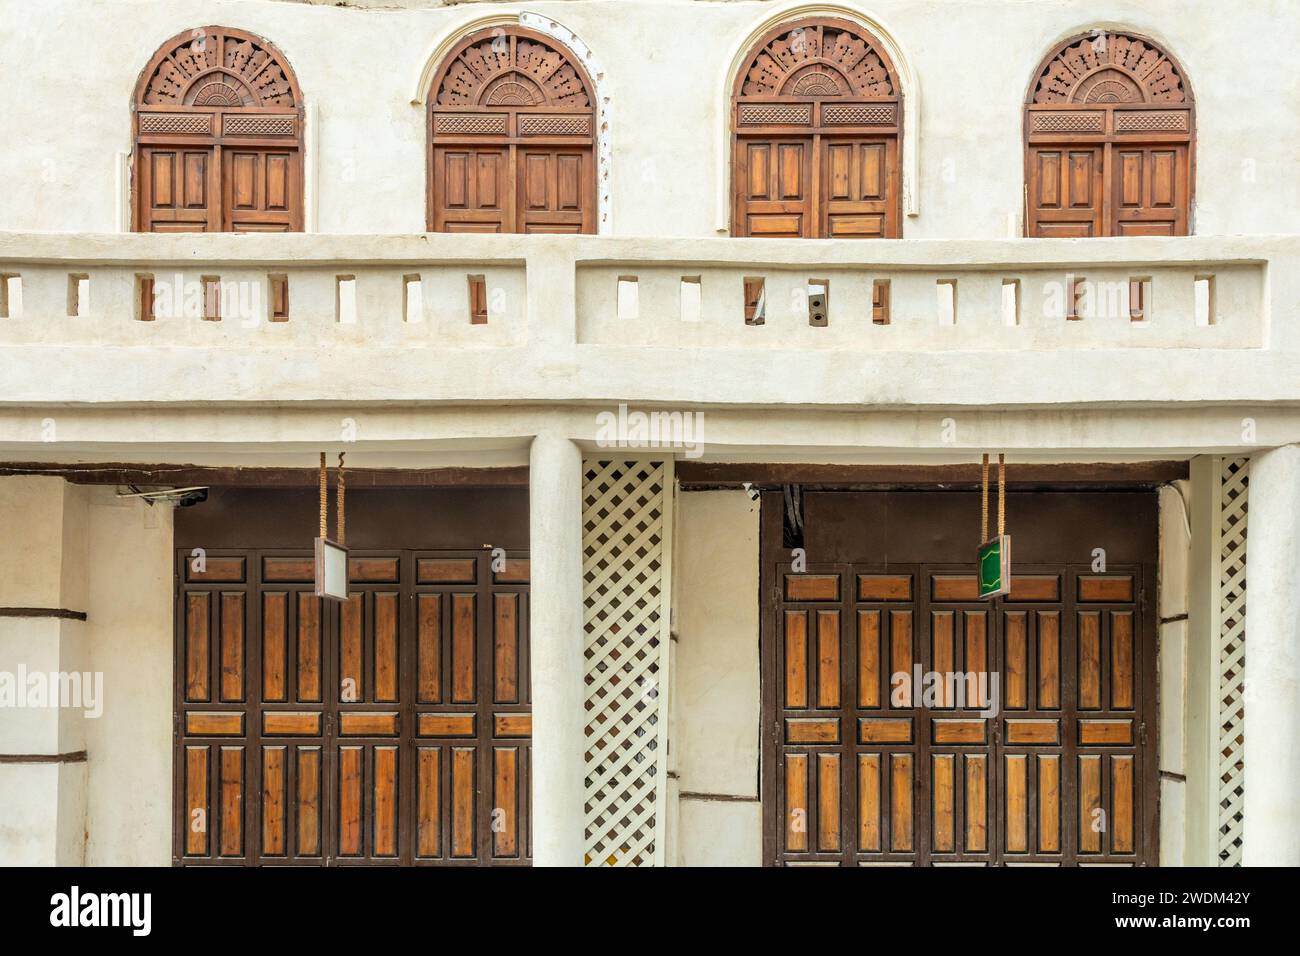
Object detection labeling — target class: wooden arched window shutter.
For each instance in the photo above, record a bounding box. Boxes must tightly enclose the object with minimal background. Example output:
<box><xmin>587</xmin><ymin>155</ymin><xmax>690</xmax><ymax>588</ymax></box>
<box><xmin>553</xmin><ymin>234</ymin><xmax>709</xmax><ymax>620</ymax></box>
<box><xmin>132</xmin><ymin>26</ymin><xmax>304</xmax><ymax>232</ymax></box>
<box><xmin>732</xmin><ymin>18</ymin><xmax>902</xmax><ymax>239</ymax></box>
<box><xmin>1024</xmin><ymin>32</ymin><xmax>1194</xmax><ymax>237</ymax></box>
<box><xmin>427</xmin><ymin>28</ymin><xmax>597</xmax><ymax>234</ymax></box>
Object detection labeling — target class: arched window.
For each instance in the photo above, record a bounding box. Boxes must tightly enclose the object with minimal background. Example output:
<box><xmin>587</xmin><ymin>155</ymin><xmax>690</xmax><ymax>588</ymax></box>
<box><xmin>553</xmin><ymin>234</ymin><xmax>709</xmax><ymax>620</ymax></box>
<box><xmin>427</xmin><ymin>27</ymin><xmax>597</xmax><ymax>234</ymax></box>
<box><xmin>732</xmin><ymin>18</ymin><xmax>901</xmax><ymax>239</ymax></box>
<box><xmin>1025</xmin><ymin>32</ymin><xmax>1193</xmax><ymax>237</ymax></box>
<box><xmin>133</xmin><ymin>26</ymin><xmax>304</xmax><ymax>232</ymax></box>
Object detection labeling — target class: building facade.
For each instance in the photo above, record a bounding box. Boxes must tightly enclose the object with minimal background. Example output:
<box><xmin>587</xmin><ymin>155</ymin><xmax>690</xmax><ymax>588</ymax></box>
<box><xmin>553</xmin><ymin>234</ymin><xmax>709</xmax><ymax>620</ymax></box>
<box><xmin>0</xmin><ymin>0</ymin><xmax>1297</xmax><ymax>867</ymax></box>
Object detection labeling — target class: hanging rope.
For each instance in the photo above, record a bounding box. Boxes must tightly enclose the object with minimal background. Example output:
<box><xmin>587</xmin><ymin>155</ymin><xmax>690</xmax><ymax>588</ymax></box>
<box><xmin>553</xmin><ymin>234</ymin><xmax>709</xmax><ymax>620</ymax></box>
<box><xmin>337</xmin><ymin>452</ymin><xmax>346</xmax><ymax>546</ymax></box>
<box><xmin>977</xmin><ymin>455</ymin><xmax>987</xmax><ymax>546</ymax></box>
<box><xmin>318</xmin><ymin>452</ymin><xmax>328</xmax><ymax>539</ymax></box>
<box><xmin>998</xmin><ymin>453</ymin><xmax>1006</xmax><ymax>537</ymax></box>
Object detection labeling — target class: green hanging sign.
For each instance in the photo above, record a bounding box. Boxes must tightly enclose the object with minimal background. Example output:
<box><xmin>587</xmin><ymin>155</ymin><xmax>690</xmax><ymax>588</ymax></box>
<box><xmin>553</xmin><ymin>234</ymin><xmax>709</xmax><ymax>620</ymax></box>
<box><xmin>978</xmin><ymin>454</ymin><xmax>1010</xmax><ymax>600</ymax></box>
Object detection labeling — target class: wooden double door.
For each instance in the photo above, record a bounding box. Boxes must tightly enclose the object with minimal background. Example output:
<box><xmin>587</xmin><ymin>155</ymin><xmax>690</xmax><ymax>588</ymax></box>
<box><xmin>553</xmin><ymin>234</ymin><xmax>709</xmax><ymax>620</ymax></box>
<box><xmin>1027</xmin><ymin>143</ymin><xmax>1189</xmax><ymax>237</ymax></box>
<box><xmin>736</xmin><ymin>135</ymin><xmax>900</xmax><ymax>239</ymax></box>
<box><xmin>761</xmin><ymin>491</ymin><xmax>1158</xmax><ymax>866</ymax></box>
<box><xmin>172</xmin><ymin>486</ymin><xmax>532</xmax><ymax>866</ymax></box>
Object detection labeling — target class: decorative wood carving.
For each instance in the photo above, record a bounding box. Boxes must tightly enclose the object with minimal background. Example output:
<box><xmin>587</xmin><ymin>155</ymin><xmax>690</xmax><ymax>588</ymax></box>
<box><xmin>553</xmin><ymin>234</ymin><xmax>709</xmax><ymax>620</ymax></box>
<box><xmin>427</xmin><ymin>28</ymin><xmax>597</xmax><ymax>234</ymax></box>
<box><xmin>731</xmin><ymin>19</ymin><xmax>902</xmax><ymax>239</ymax></box>
<box><xmin>1024</xmin><ymin>33</ymin><xmax>1194</xmax><ymax>238</ymax></box>
<box><xmin>133</xmin><ymin>27</ymin><xmax>304</xmax><ymax>233</ymax></box>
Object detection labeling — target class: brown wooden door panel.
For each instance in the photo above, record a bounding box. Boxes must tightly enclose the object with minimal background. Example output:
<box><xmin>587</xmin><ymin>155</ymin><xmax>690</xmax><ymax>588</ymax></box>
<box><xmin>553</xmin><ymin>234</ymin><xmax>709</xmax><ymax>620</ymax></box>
<box><xmin>762</xmin><ymin>494</ymin><xmax>1157</xmax><ymax>867</ymax></box>
<box><xmin>434</xmin><ymin>148</ymin><xmax>511</xmax><ymax>233</ymax></box>
<box><xmin>222</xmin><ymin>149</ymin><xmax>298</xmax><ymax>232</ymax></box>
<box><xmin>139</xmin><ymin>148</ymin><xmax>216</xmax><ymax>232</ymax></box>
<box><xmin>737</xmin><ymin>139</ymin><xmax>811</xmax><ymax>238</ymax></box>
<box><xmin>1112</xmin><ymin>145</ymin><xmax>1187</xmax><ymax>236</ymax></box>
<box><xmin>1027</xmin><ymin>147</ymin><xmax>1104</xmax><ymax>238</ymax></box>
<box><xmin>821</xmin><ymin>138</ymin><xmax>897</xmax><ymax>239</ymax></box>
<box><xmin>174</xmin><ymin>549</ymin><xmax>530</xmax><ymax>866</ymax></box>
<box><xmin>518</xmin><ymin>149</ymin><xmax>592</xmax><ymax>234</ymax></box>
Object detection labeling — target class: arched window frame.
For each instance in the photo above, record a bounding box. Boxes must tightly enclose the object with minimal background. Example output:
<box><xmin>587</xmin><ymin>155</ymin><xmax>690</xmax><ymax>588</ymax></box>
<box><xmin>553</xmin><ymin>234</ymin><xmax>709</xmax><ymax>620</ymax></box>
<box><xmin>730</xmin><ymin>16</ymin><xmax>903</xmax><ymax>239</ymax></box>
<box><xmin>132</xmin><ymin>26</ymin><xmax>305</xmax><ymax>233</ymax></box>
<box><xmin>1023</xmin><ymin>30</ymin><xmax>1195</xmax><ymax>237</ymax></box>
<box><xmin>425</xmin><ymin>26</ymin><xmax>598</xmax><ymax>234</ymax></box>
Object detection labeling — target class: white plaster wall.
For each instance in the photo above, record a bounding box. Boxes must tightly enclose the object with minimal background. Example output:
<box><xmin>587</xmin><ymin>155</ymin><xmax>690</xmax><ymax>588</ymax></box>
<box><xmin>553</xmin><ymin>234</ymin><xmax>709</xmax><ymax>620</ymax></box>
<box><xmin>82</xmin><ymin>487</ymin><xmax>174</xmax><ymax>867</ymax></box>
<box><xmin>672</xmin><ymin>489</ymin><xmax>762</xmax><ymax>866</ymax></box>
<box><xmin>1</xmin><ymin>0</ymin><xmax>1296</xmax><ymax>237</ymax></box>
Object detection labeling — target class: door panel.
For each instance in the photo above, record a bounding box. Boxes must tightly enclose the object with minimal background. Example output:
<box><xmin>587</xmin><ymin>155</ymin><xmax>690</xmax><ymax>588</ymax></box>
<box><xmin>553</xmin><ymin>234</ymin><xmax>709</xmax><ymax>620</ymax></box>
<box><xmin>1112</xmin><ymin>145</ymin><xmax>1187</xmax><ymax>236</ymax></box>
<box><xmin>175</xmin><ymin>549</ymin><xmax>530</xmax><ymax>865</ymax></box>
<box><xmin>222</xmin><ymin>149</ymin><xmax>298</xmax><ymax>232</ymax></box>
<box><xmin>139</xmin><ymin>148</ymin><xmax>215</xmax><ymax>232</ymax></box>
<box><xmin>821</xmin><ymin>138</ymin><xmax>896</xmax><ymax>239</ymax></box>
<box><xmin>1027</xmin><ymin>147</ymin><xmax>1104</xmax><ymax>237</ymax></box>
<box><xmin>738</xmin><ymin>139</ymin><xmax>812</xmax><ymax>238</ymax></box>
<box><xmin>434</xmin><ymin>148</ymin><xmax>511</xmax><ymax>233</ymax></box>
<box><xmin>518</xmin><ymin>149</ymin><xmax>593</xmax><ymax>234</ymax></box>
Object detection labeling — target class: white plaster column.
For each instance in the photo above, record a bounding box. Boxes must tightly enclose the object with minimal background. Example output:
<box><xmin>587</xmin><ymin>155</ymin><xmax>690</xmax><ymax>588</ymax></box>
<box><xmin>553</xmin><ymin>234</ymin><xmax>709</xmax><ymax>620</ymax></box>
<box><xmin>0</xmin><ymin>476</ymin><xmax>89</xmax><ymax>865</ymax></box>
<box><xmin>528</xmin><ymin>433</ymin><xmax>585</xmax><ymax>865</ymax></box>
<box><xmin>1242</xmin><ymin>445</ymin><xmax>1300</xmax><ymax>866</ymax></box>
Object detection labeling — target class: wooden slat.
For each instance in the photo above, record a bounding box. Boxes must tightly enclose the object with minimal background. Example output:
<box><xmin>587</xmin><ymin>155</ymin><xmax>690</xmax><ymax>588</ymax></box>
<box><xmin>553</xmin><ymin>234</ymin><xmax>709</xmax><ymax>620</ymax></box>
<box><xmin>262</xmin><ymin>557</ymin><xmax>313</xmax><ymax>582</ymax></box>
<box><xmin>349</xmin><ymin>557</ymin><xmax>399</xmax><ymax>583</ymax></box>
<box><xmin>219</xmin><ymin>746</ymin><xmax>243</xmax><ymax>857</ymax></box>
<box><xmin>297</xmin><ymin>593</ymin><xmax>321</xmax><ymax>702</ymax></box>
<box><xmin>1005</xmin><ymin>611</ymin><xmax>1027</xmax><ymax>709</ymax></box>
<box><xmin>417</xmin><ymin>593</ymin><xmax>441</xmax><ymax>703</ymax></box>
<box><xmin>1038</xmin><ymin>754</ymin><xmax>1061</xmax><ymax>853</ymax></box>
<box><xmin>417</xmin><ymin>558</ymin><xmax>476</xmax><ymax>584</ymax></box>
<box><xmin>338</xmin><ymin>746</ymin><xmax>363</xmax><ymax>856</ymax></box>
<box><xmin>1005</xmin><ymin>719</ymin><xmax>1059</xmax><ymax>745</ymax></box>
<box><xmin>932</xmin><ymin>754</ymin><xmax>955</xmax><ymax>852</ymax></box>
<box><xmin>859</xmin><ymin>717</ymin><xmax>913</xmax><ymax>744</ymax></box>
<box><xmin>185</xmin><ymin>745</ymin><xmax>209</xmax><ymax>855</ymax></box>
<box><xmin>857</xmin><ymin>574</ymin><xmax>911</xmax><ymax>601</ymax></box>
<box><xmin>1078</xmin><ymin>611</ymin><xmax>1101</xmax><ymax>709</ymax></box>
<box><xmin>817</xmin><ymin>753</ymin><xmax>841</xmax><ymax>852</ymax></box>
<box><xmin>187</xmin><ymin>556</ymin><xmax>245</xmax><ymax>582</ymax></box>
<box><xmin>262</xmin><ymin>746</ymin><xmax>286</xmax><ymax>856</ymax></box>
<box><xmin>891</xmin><ymin>754</ymin><xmax>913</xmax><ymax>851</ymax></box>
<box><xmin>858</xmin><ymin>610</ymin><xmax>880</xmax><ymax>708</ymax></box>
<box><xmin>890</xmin><ymin>610</ymin><xmax>912</xmax><ymax>694</ymax></box>
<box><xmin>1079</xmin><ymin>754</ymin><xmax>1102</xmax><ymax>853</ymax></box>
<box><xmin>494</xmin><ymin>593</ymin><xmax>519</xmax><ymax>703</ymax></box>
<box><xmin>1112</xmin><ymin>755</ymin><xmax>1135</xmax><ymax>853</ymax></box>
<box><xmin>785</xmin><ymin>753</ymin><xmax>808</xmax><ymax>852</ymax></box>
<box><xmin>451</xmin><ymin>594</ymin><xmax>476</xmax><ymax>704</ymax></box>
<box><xmin>933</xmin><ymin>719</ymin><xmax>985</xmax><ymax>744</ymax></box>
<box><xmin>932</xmin><ymin>575</ymin><xmax>978</xmax><ymax>601</ymax></box>
<box><xmin>1005</xmin><ymin>754</ymin><xmax>1027</xmax><ymax>853</ymax></box>
<box><xmin>495</xmin><ymin>559</ymin><xmax>529</xmax><ymax>584</ymax></box>
<box><xmin>416</xmin><ymin>747</ymin><xmax>440</xmax><ymax>858</ymax></box>
<box><xmin>339</xmin><ymin>712</ymin><xmax>399</xmax><ymax>736</ymax></box>
<box><xmin>965</xmin><ymin>610</ymin><xmax>987</xmax><ymax>708</ymax></box>
<box><xmin>1078</xmin><ymin>575</ymin><xmax>1134</xmax><ymax>602</ymax></box>
<box><xmin>1006</xmin><ymin>574</ymin><xmax>1059</xmax><ymax>602</ymax></box>
<box><xmin>1039</xmin><ymin>611</ymin><xmax>1061</xmax><ymax>708</ymax></box>
<box><xmin>784</xmin><ymin>574</ymin><xmax>839</xmax><ymax>601</ymax></box>
<box><xmin>1112</xmin><ymin>611</ymin><xmax>1135</xmax><ymax>709</ymax></box>
<box><xmin>1080</xmin><ymin>719</ymin><xmax>1133</xmax><ymax>745</ymax></box>
<box><xmin>374</xmin><ymin>592</ymin><xmax>399</xmax><ymax>702</ymax></box>
<box><xmin>451</xmin><ymin>747</ymin><xmax>475</xmax><ymax>858</ymax></box>
<box><xmin>373</xmin><ymin>746</ymin><xmax>398</xmax><ymax>856</ymax></box>
<box><xmin>493</xmin><ymin>713</ymin><xmax>532</xmax><ymax>737</ymax></box>
<box><xmin>932</xmin><ymin>611</ymin><xmax>954</xmax><ymax>707</ymax></box>
<box><xmin>965</xmin><ymin>754</ymin><xmax>987</xmax><ymax>853</ymax></box>
<box><xmin>418</xmin><ymin>713</ymin><xmax>475</xmax><ymax>737</ymax></box>
<box><xmin>494</xmin><ymin>747</ymin><xmax>519</xmax><ymax>857</ymax></box>
<box><xmin>262</xmin><ymin>592</ymin><xmax>287</xmax><ymax>702</ymax></box>
<box><xmin>786</xmin><ymin>718</ymin><xmax>839</xmax><ymax>744</ymax></box>
<box><xmin>816</xmin><ymin>609</ymin><xmax>840</xmax><ymax>708</ymax></box>
<box><xmin>297</xmin><ymin>747</ymin><xmax>320</xmax><ymax>857</ymax></box>
<box><xmin>220</xmin><ymin>593</ymin><xmax>244</xmax><ymax>702</ymax></box>
<box><xmin>340</xmin><ymin>594</ymin><xmax>362</xmax><ymax>703</ymax></box>
<box><xmin>185</xmin><ymin>592</ymin><xmax>210</xmax><ymax>702</ymax></box>
<box><xmin>185</xmin><ymin>712</ymin><xmax>243</xmax><ymax>735</ymax></box>
<box><xmin>858</xmin><ymin>754</ymin><xmax>881</xmax><ymax>851</ymax></box>
<box><xmin>784</xmin><ymin>610</ymin><xmax>808</xmax><ymax>708</ymax></box>
<box><xmin>262</xmin><ymin>711</ymin><xmax>321</xmax><ymax>736</ymax></box>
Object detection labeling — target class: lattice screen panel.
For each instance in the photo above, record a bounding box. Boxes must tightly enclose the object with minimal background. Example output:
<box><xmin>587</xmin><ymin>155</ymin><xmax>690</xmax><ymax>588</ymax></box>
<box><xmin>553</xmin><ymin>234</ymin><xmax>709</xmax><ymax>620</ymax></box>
<box><xmin>582</xmin><ymin>460</ymin><xmax>673</xmax><ymax>866</ymax></box>
<box><xmin>1216</xmin><ymin>458</ymin><xmax>1248</xmax><ymax>866</ymax></box>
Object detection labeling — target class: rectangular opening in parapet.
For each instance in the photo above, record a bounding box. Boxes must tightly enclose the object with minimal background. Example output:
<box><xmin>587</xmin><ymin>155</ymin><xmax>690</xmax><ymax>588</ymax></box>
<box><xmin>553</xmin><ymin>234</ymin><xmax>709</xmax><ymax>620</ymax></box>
<box><xmin>269</xmin><ymin>275</ymin><xmax>289</xmax><ymax>322</ymax></box>
<box><xmin>201</xmin><ymin>276</ymin><xmax>221</xmax><ymax>322</ymax></box>
<box><xmin>807</xmin><ymin>279</ymin><xmax>829</xmax><ymax>327</ymax></box>
<box><xmin>872</xmin><ymin>279</ymin><xmax>890</xmax><ymax>325</ymax></box>
<box><xmin>680</xmin><ymin>276</ymin><xmax>702</xmax><ymax>323</ymax></box>
<box><xmin>135</xmin><ymin>274</ymin><xmax>156</xmax><ymax>322</ymax></box>
<box><xmin>936</xmin><ymin>279</ymin><xmax>957</xmax><ymax>326</ymax></box>
<box><xmin>0</xmin><ymin>274</ymin><xmax>19</xmax><ymax>318</ymax></box>
<box><xmin>1194</xmin><ymin>275</ymin><xmax>1215</xmax><ymax>327</ymax></box>
<box><xmin>1068</xmin><ymin>276</ymin><xmax>1085</xmax><ymax>321</ymax></box>
<box><xmin>616</xmin><ymin>276</ymin><xmax>638</xmax><ymax>321</ymax></box>
<box><xmin>1129</xmin><ymin>277</ymin><xmax>1151</xmax><ymax>323</ymax></box>
<box><xmin>336</xmin><ymin>275</ymin><xmax>357</xmax><ymax>324</ymax></box>
<box><xmin>1001</xmin><ymin>279</ymin><xmax>1020</xmax><ymax>327</ymax></box>
<box><xmin>67</xmin><ymin>274</ymin><xmax>89</xmax><ymax>317</ymax></box>
<box><xmin>403</xmin><ymin>274</ymin><xmax>423</xmax><ymax>324</ymax></box>
<box><xmin>468</xmin><ymin>274</ymin><xmax>488</xmax><ymax>325</ymax></box>
<box><xmin>743</xmin><ymin>277</ymin><xmax>766</xmax><ymax>326</ymax></box>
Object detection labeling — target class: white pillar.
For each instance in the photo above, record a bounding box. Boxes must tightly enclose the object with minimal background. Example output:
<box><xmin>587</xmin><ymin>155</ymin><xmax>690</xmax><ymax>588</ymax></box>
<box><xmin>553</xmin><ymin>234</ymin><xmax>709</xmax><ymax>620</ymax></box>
<box><xmin>1242</xmin><ymin>445</ymin><xmax>1300</xmax><ymax>866</ymax></box>
<box><xmin>528</xmin><ymin>433</ymin><xmax>585</xmax><ymax>865</ymax></box>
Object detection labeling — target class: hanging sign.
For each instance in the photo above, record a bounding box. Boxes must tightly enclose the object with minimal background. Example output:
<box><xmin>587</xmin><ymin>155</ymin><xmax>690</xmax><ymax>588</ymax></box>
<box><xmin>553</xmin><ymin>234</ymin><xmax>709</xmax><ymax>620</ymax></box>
<box><xmin>978</xmin><ymin>453</ymin><xmax>1011</xmax><ymax>599</ymax></box>
<box><xmin>314</xmin><ymin>451</ymin><xmax>349</xmax><ymax>602</ymax></box>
